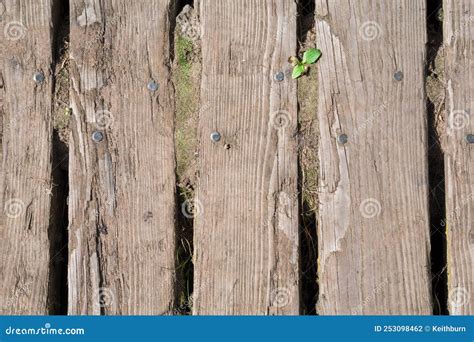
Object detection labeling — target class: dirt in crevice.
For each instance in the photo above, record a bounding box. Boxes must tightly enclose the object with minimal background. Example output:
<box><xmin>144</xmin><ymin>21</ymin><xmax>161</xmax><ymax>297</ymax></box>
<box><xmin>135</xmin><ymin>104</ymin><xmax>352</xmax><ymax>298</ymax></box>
<box><xmin>425</xmin><ymin>0</ymin><xmax>448</xmax><ymax>315</ymax></box>
<box><xmin>296</xmin><ymin>0</ymin><xmax>319</xmax><ymax>315</ymax></box>
<box><xmin>52</xmin><ymin>2</ymin><xmax>71</xmax><ymax>149</ymax></box>
<box><xmin>47</xmin><ymin>0</ymin><xmax>70</xmax><ymax>315</ymax></box>
<box><xmin>172</xmin><ymin>1</ymin><xmax>201</xmax><ymax>315</ymax></box>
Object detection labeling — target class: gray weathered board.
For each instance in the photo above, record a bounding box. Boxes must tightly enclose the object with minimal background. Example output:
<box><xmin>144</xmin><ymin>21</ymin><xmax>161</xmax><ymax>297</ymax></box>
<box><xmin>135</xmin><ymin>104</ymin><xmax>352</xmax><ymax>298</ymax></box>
<box><xmin>0</xmin><ymin>0</ymin><xmax>55</xmax><ymax>314</ymax></box>
<box><xmin>68</xmin><ymin>0</ymin><xmax>176</xmax><ymax>314</ymax></box>
<box><xmin>315</xmin><ymin>0</ymin><xmax>433</xmax><ymax>314</ymax></box>
<box><xmin>444</xmin><ymin>0</ymin><xmax>473</xmax><ymax>315</ymax></box>
<box><xmin>193</xmin><ymin>0</ymin><xmax>300</xmax><ymax>314</ymax></box>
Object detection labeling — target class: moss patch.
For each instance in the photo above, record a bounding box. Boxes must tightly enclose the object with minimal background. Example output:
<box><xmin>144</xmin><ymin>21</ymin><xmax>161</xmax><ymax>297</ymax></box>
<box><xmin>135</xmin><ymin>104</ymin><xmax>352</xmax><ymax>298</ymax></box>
<box><xmin>297</xmin><ymin>27</ymin><xmax>319</xmax><ymax>219</ymax></box>
<box><xmin>173</xmin><ymin>10</ymin><xmax>202</xmax><ymax>312</ymax></box>
<box><xmin>174</xmin><ymin>35</ymin><xmax>200</xmax><ymax>194</ymax></box>
<box><xmin>296</xmin><ymin>24</ymin><xmax>319</xmax><ymax>315</ymax></box>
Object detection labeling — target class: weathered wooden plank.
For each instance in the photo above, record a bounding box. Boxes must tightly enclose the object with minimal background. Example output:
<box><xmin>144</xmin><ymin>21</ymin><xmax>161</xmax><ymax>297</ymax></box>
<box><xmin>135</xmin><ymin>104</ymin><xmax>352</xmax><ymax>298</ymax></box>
<box><xmin>0</xmin><ymin>0</ymin><xmax>55</xmax><ymax>314</ymax></box>
<box><xmin>68</xmin><ymin>0</ymin><xmax>176</xmax><ymax>314</ymax></box>
<box><xmin>193</xmin><ymin>0</ymin><xmax>299</xmax><ymax>314</ymax></box>
<box><xmin>444</xmin><ymin>0</ymin><xmax>474</xmax><ymax>315</ymax></box>
<box><xmin>315</xmin><ymin>0</ymin><xmax>432</xmax><ymax>314</ymax></box>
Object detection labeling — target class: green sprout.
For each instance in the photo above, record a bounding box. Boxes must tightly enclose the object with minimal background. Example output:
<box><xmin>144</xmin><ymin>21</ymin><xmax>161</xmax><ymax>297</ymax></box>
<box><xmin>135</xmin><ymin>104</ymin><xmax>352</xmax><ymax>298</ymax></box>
<box><xmin>289</xmin><ymin>48</ymin><xmax>322</xmax><ymax>79</ymax></box>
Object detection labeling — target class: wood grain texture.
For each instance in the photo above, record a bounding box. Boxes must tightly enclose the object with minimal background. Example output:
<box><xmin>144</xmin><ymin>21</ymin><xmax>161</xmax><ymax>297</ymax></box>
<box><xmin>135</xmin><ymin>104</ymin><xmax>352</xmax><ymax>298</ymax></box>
<box><xmin>68</xmin><ymin>0</ymin><xmax>176</xmax><ymax>315</ymax></box>
<box><xmin>444</xmin><ymin>0</ymin><xmax>474</xmax><ymax>315</ymax></box>
<box><xmin>0</xmin><ymin>0</ymin><xmax>54</xmax><ymax>314</ymax></box>
<box><xmin>315</xmin><ymin>0</ymin><xmax>432</xmax><ymax>314</ymax></box>
<box><xmin>193</xmin><ymin>0</ymin><xmax>299</xmax><ymax>315</ymax></box>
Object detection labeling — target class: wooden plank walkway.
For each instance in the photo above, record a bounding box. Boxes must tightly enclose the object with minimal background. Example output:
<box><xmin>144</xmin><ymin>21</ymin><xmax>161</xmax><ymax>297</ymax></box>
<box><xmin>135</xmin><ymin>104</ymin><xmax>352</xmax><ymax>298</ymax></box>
<box><xmin>1</xmin><ymin>0</ymin><xmax>473</xmax><ymax>316</ymax></box>
<box><xmin>193</xmin><ymin>0</ymin><xmax>300</xmax><ymax>314</ymax></box>
<box><xmin>315</xmin><ymin>0</ymin><xmax>432</xmax><ymax>314</ymax></box>
<box><xmin>0</xmin><ymin>0</ymin><xmax>55</xmax><ymax>314</ymax></box>
<box><xmin>444</xmin><ymin>0</ymin><xmax>473</xmax><ymax>315</ymax></box>
<box><xmin>68</xmin><ymin>0</ymin><xmax>176</xmax><ymax>314</ymax></box>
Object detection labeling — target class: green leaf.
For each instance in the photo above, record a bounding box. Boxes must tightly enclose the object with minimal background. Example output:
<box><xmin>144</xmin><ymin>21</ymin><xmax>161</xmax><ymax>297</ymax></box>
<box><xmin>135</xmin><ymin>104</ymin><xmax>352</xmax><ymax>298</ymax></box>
<box><xmin>302</xmin><ymin>48</ymin><xmax>322</xmax><ymax>65</ymax></box>
<box><xmin>292</xmin><ymin>63</ymin><xmax>305</xmax><ymax>79</ymax></box>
